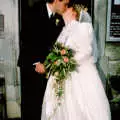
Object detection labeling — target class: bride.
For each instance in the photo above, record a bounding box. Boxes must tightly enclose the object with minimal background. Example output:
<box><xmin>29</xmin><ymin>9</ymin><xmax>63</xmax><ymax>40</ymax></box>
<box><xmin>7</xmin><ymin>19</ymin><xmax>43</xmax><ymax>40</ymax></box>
<box><xmin>41</xmin><ymin>4</ymin><xmax>111</xmax><ymax>120</ymax></box>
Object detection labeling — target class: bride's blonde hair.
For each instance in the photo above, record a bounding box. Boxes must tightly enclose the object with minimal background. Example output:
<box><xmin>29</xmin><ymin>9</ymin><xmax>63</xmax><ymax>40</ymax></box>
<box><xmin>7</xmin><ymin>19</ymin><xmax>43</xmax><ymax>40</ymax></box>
<box><xmin>72</xmin><ymin>4</ymin><xmax>88</xmax><ymax>20</ymax></box>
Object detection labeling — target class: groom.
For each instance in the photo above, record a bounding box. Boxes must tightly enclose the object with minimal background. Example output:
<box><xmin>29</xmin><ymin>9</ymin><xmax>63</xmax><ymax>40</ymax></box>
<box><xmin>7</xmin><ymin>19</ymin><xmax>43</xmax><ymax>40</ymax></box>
<box><xmin>17</xmin><ymin>0</ymin><xmax>70</xmax><ymax>120</ymax></box>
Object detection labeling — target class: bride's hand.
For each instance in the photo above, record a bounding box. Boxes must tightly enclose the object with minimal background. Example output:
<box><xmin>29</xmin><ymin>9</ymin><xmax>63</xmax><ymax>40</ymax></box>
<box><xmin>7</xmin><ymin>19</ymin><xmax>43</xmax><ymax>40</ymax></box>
<box><xmin>62</xmin><ymin>7</ymin><xmax>77</xmax><ymax>25</ymax></box>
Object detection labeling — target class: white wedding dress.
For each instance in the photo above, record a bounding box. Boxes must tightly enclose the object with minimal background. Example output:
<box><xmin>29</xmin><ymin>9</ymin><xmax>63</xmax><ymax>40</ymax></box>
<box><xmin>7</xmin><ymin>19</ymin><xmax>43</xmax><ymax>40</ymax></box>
<box><xmin>41</xmin><ymin>19</ymin><xmax>111</xmax><ymax>120</ymax></box>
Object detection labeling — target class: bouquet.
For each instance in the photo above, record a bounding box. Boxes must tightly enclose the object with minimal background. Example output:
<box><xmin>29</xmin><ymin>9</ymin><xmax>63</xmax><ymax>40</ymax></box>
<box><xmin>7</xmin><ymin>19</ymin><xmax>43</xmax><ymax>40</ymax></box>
<box><xmin>44</xmin><ymin>42</ymin><xmax>77</xmax><ymax>103</ymax></box>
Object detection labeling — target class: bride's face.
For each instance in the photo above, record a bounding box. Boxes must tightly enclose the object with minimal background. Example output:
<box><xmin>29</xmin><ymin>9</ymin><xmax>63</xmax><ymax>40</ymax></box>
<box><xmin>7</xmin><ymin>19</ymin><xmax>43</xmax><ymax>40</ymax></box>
<box><xmin>62</xmin><ymin>7</ymin><xmax>77</xmax><ymax>24</ymax></box>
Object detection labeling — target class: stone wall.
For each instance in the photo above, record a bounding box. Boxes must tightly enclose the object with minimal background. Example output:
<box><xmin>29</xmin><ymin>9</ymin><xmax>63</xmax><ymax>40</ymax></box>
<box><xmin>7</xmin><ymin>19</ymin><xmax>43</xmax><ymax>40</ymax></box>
<box><xmin>105</xmin><ymin>43</ymin><xmax>120</xmax><ymax>76</ymax></box>
<box><xmin>93</xmin><ymin>0</ymin><xmax>108</xmax><ymax>87</ymax></box>
<box><xmin>94</xmin><ymin>0</ymin><xmax>120</xmax><ymax>78</ymax></box>
<box><xmin>0</xmin><ymin>0</ymin><xmax>21</xmax><ymax>118</ymax></box>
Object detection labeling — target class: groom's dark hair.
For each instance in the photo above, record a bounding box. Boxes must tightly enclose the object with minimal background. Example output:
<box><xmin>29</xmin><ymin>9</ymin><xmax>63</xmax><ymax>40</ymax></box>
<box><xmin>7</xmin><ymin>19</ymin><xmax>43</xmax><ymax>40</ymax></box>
<box><xmin>46</xmin><ymin>0</ymin><xmax>63</xmax><ymax>3</ymax></box>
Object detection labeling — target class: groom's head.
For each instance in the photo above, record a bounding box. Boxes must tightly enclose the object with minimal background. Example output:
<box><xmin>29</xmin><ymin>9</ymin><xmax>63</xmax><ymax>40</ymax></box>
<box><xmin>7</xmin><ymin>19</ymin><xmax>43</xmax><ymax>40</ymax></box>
<box><xmin>46</xmin><ymin>0</ymin><xmax>70</xmax><ymax>15</ymax></box>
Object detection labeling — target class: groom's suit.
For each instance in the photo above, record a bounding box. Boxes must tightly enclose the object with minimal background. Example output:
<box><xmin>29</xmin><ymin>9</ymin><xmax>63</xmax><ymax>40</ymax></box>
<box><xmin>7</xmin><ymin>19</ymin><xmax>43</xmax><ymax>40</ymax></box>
<box><xmin>17</xmin><ymin>1</ymin><xmax>64</xmax><ymax>120</ymax></box>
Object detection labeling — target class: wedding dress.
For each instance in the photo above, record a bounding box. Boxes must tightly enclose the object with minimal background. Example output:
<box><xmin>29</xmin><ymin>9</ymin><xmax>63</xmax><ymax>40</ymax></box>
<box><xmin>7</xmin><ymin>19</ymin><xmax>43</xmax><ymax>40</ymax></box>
<box><xmin>41</xmin><ymin>11</ymin><xmax>111</xmax><ymax>120</ymax></box>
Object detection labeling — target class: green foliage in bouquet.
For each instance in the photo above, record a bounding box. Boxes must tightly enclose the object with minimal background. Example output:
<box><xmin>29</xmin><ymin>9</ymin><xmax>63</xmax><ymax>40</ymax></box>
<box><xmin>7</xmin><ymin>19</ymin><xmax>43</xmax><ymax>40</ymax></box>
<box><xmin>44</xmin><ymin>42</ymin><xmax>77</xmax><ymax>101</ymax></box>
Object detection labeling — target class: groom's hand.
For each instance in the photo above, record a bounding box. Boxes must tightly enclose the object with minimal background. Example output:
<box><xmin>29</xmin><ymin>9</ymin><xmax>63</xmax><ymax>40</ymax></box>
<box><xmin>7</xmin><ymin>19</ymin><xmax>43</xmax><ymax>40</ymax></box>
<box><xmin>35</xmin><ymin>62</ymin><xmax>45</xmax><ymax>74</ymax></box>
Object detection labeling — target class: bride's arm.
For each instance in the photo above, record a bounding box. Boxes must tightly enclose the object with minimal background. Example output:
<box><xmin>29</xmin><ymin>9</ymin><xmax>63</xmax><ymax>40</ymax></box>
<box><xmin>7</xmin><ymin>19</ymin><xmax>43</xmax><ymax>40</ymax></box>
<box><xmin>71</xmin><ymin>22</ymin><xmax>94</xmax><ymax>63</ymax></box>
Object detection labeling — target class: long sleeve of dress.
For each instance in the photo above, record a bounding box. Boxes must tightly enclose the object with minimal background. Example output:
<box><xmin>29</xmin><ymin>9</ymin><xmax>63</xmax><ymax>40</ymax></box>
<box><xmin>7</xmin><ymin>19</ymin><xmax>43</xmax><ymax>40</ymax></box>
<box><xmin>61</xmin><ymin>21</ymin><xmax>94</xmax><ymax>65</ymax></box>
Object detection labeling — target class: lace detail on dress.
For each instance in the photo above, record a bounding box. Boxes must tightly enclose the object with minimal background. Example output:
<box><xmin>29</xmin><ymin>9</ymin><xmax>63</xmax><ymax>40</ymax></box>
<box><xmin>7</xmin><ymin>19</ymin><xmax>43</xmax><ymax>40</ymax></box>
<box><xmin>57</xmin><ymin>20</ymin><xmax>78</xmax><ymax>45</ymax></box>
